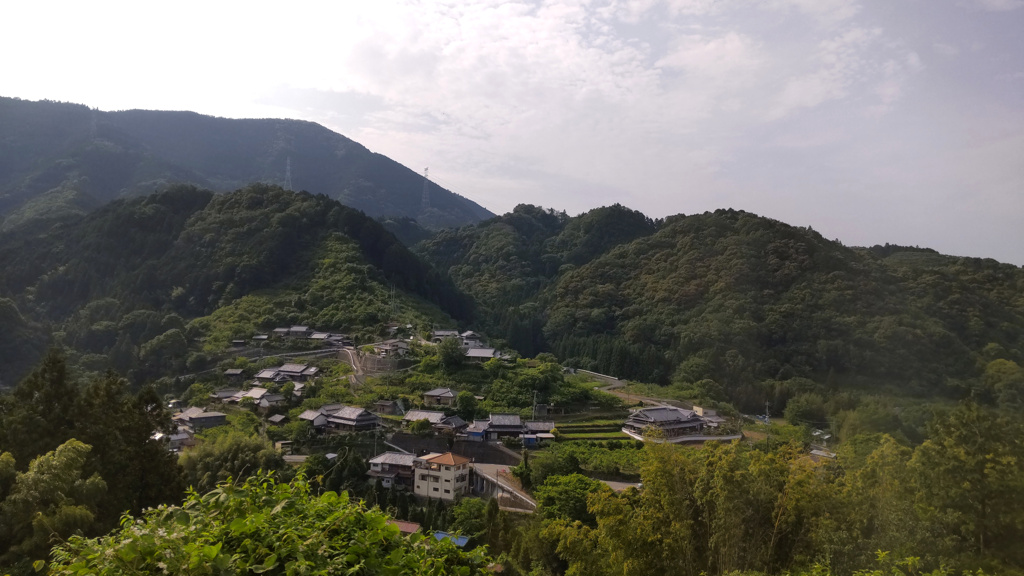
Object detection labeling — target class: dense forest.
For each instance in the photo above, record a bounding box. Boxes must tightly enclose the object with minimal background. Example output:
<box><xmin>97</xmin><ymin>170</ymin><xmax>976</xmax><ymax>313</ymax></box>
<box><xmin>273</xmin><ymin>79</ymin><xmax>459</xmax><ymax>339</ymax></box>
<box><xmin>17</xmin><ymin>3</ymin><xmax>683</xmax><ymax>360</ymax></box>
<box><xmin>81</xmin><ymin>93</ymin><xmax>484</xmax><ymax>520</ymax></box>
<box><xmin>0</xmin><ymin>184</ymin><xmax>472</xmax><ymax>382</ymax></box>
<box><xmin>418</xmin><ymin>204</ymin><xmax>1024</xmax><ymax>413</ymax></box>
<box><xmin>0</xmin><ymin>97</ymin><xmax>493</xmax><ymax>230</ymax></box>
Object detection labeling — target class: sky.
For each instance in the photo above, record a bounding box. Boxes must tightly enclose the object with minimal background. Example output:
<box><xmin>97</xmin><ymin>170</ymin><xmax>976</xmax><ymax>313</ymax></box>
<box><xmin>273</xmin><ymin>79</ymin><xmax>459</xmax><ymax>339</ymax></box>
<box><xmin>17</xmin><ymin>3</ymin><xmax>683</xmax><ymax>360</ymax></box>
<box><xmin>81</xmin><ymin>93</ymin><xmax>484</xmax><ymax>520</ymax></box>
<box><xmin>2</xmin><ymin>0</ymin><xmax>1023</xmax><ymax>264</ymax></box>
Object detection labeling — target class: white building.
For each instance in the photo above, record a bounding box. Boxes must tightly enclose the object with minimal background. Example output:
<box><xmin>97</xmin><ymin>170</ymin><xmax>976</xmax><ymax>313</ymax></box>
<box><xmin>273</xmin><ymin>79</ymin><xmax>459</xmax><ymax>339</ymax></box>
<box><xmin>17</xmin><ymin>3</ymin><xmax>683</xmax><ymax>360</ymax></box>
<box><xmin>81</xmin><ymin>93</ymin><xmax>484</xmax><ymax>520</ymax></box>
<box><xmin>413</xmin><ymin>452</ymin><xmax>471</xmax><ymax>501</ymax></box>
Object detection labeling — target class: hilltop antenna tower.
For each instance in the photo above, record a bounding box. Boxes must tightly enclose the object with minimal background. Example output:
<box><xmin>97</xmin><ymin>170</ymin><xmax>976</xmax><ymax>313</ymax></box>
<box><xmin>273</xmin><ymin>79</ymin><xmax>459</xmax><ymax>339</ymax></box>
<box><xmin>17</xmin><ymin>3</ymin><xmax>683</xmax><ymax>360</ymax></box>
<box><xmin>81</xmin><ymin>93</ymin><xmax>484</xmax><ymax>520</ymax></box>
<box><xmin>421</xmin><ymin>168</ymin><xmax>430</xmax><ymax>210</ymax></box>
<box><xmin>284</xmin><ymin>157</ymin><xmax>293</xmax><ymax>190</ymax></box>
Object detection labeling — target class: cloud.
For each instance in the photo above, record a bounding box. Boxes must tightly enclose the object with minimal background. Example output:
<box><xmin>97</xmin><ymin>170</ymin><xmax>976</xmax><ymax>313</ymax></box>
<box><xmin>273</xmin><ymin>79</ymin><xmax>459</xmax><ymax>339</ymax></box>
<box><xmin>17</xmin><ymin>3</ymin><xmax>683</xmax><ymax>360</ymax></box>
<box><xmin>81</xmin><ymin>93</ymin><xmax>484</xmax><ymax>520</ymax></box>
<box><xmin>932</xmin><ymin>42</ymin><xmax>961</xmax><ymax>56</ymax></box>
<box><xmin>960</xmin><ymin>0</ymin><xmax>1024</xmax><ymax>11</ymax></box>
<box><xmin>768</xmin><ymin>28</ymin><xmax>882</xmax><ymax>120</ymax></box>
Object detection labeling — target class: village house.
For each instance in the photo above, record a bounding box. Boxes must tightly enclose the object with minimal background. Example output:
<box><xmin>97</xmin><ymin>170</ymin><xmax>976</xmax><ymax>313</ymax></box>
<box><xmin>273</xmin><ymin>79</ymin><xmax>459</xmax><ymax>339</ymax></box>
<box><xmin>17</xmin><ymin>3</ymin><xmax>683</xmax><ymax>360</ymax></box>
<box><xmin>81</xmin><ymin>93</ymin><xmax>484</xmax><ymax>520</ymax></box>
<box><xmin>403</xmin><ymin>410</ymin><xmax>446</xmax><ymax>426</ymax></box>
<box><xmin>374</xmin><ymin>399</ymin><xmax>398</xmax><ymax>415</ymax></box>
<box><xmin>326</xmin><ymin>406</ymin><xmax>380</xmax><ymax>432</ymax></box>
<box><xmin>298</xmin><ymin>409</ymin><xmax>328</xmax><ymax>429</ymax></box>
<box><xmin>277</xmin><ymin>363</ymin><xmax>319</xmax><ymax>381</ymax></box>
<box><xmin>253</xmin><ymin>363</ymin><xmax>319</xmax><ymax>384</ymax></box>
<box><xmin>258</xmin><ymin>393</ymin><xmax>287</xmax><ymax>410</ymax></box>
<box><xmin>210</xmin><ymin>389</ymin><xmax>241</xmax><ymax>402</ymax></box>
<box><xmin>223</xmin><ymin>368</ymin><xmax>244</xmax><ymax>383</ymax></box>
<box><xmin>367</xmin><ymin>451</ymin><xmax>417</xmax><ymax>490</ymax></box>
<box><xmin>460</xmin><ymin>331</ymin><xmax>484</xmax><ymax>349</ymax></box>
<box><xmin>464</xmin><ymin>348</ymin><xmax>498</xmax><ymax>362</ymax></box>
<box><xmin>374</xmin><ymin>339</ymin><xmax>410</xmax><ymax>357</ymax></box>
<box><xmin>465</xmin><ymin>414</ymin><xmax>555</xmax><ymax>442</ymax></box>
<box><xmin>693</xmin><ymin>405</ymin><xmax>727</xmax><ymax>428</ymax></box>
<box><xmin>430</xmin><ymin>329</ymin><xmax>460</xmax><ymax>343</ymax></box>
<box><xmin>173</xmin><ymin>407</ymin><xmax>228</xmax><ymax>433</ymax></box>
<box><xmin>622</xmin><ymin>406</ymin><xmax>707</xmax><ymax>441</ymax></box>
<box><xmin>267</xmin><ymin>414</ymin><xmax>287</xmax><ymax>426</ymax></box>
<box><xmin>434</xmin><ymin>415</ymin><xmax>468</xmax><ymax>434</ymax></box>
<box><xmin>422</xmin><ymin>387</ymin><xmax>457</xmax><ymax>407</ymax></box>
<box><xmin>152</xmin><ymin>430</ymin><xmax>192</xmax><ymax>452</ymax></box>
<box><xmin>413</xmin><ymin>452</ymin><xmax>471</xmax><ymax>501</ymax></box>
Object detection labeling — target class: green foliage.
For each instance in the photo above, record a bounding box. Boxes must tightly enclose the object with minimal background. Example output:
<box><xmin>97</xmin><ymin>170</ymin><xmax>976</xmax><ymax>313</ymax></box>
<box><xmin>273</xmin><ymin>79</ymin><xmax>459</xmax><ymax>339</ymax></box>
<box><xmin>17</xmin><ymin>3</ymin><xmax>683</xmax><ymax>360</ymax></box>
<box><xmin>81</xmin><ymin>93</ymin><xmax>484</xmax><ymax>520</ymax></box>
<box><xmin>49</xmin><ymin>473</ymin><xmax>492</xmax><ymax>575</ymax></box>
<box><xmin>0</xmin><ymin>440</ymin><xmax>106</xmax><ymax>569</ymax></box>
<box><xmin>534</xmin><ymin>473</ymin><xmax>609</xmax><ymax>526</ymax></box>
<box><xmin>529</xmin><ymin>442</ymin><xmax>643</xmax><ymax>486</ymax></box>
<box><xmin>0</xmin><ymin>350</ymin><xmax>182</xmax><ymax>536</ymax></box>
<box><xmin>438</xmin><ymin>336</ymin><xmax>465</xmax><ymax>374</ymax></box>
<box><xmin>0</xmin><ymin>184</ymin><xmax>474</xmax><ymax>378</ymax></box>
<box><xmin>424</xmin><ymin>206</ymin><xmax>1024</xmax><ymax>415</ymax></box>
<box><xmin>409</xmin><ymin>419</ymin><xmax>435</xmax><ymax>435</ymax></box>
<box><xmin>179</xmin><ymin>431</ymin><xmax>287</xmax><ymax>494</ymax></box>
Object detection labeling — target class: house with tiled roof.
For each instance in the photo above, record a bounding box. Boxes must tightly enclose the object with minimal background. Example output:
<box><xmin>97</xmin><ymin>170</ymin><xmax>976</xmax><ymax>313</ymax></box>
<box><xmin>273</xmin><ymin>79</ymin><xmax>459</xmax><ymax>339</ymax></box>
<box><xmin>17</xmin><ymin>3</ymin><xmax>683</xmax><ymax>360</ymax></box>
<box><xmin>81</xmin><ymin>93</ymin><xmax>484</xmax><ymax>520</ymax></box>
<box><xmin>423</xmin><ymin>387</ymin><xmax>457</xmax><ymax>407</ymax></box>
<box><xmin>298</xmin><ymin>409</ymin><xmax>328</xmax><ymax>428</ymax></box>
<box><xmin>172</xmin><ymin>407</ymin><xmax>227</xmax><ymax>433</ymax></box>
<box><xmin>326</xmin><ymin>406</ymin><xmax>379</xmax><ymax>431</ymax></box>
<box><xmin>413</xmin><ymin>452</ymin><xmax>471</xmax><ymax>501</ymax></box>
<box><xmin>367</xmin><ymin>451</ymin><xmax>417</xmax><ymax>489</ymax></box>
<box><xmin>622</xmin><ymin>406</ymin><xmax>706</xmax><ymax>441</ymax></box>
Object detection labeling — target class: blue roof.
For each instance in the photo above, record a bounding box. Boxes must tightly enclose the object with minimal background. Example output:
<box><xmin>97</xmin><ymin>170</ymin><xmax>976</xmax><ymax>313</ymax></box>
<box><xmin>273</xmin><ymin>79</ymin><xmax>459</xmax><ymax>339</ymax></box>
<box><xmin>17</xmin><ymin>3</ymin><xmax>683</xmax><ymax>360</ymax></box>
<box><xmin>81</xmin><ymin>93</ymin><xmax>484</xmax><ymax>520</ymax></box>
<box><xmin>433</xmin><ymin>532</ymin><xmax>469</xmax><ymax>547</ymax></box>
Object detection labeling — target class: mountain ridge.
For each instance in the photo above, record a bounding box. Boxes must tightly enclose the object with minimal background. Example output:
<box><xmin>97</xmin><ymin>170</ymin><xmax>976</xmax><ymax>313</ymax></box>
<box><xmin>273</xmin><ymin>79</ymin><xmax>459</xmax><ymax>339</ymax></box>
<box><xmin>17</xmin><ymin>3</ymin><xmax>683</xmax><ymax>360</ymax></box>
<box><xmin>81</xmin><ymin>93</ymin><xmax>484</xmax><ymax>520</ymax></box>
<box><xmin>0</xmin><ymin>96</ymin><xmax>494</xmax><ymax>230</ymax></box>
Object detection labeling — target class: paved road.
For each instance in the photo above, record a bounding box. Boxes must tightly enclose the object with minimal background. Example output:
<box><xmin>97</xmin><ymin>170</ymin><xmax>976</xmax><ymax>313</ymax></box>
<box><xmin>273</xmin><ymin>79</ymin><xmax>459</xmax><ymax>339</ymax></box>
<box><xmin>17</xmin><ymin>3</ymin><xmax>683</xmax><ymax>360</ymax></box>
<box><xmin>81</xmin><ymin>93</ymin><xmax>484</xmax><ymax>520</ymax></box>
<box><xmin>472</xmin><ymin>463</ymin><xmax>537</xmax><ymax>510</ymax></box>
<box><xmin>600</xmin><ymin>479</ymin><xmax>642</xmax><ymax>492</ymax></box>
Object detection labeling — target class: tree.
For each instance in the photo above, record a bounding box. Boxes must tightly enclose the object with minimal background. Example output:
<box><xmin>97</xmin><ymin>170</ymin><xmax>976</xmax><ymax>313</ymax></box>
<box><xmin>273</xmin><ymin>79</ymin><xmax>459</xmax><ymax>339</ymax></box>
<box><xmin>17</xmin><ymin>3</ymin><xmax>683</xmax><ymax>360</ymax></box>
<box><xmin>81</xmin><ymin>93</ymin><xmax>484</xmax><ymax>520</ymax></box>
<box><xmin>49</xmin><ymin>474</ymin><xmax>491</xmax><ymax>575</ymax></box>
<box><xmin>534</xmin><ymin>473</ymin><xmax>609</xmax><ymax>526</ymax></box>
<box><xmin>456</xmin><ymin>390</ymin><xmax>479</xmax><ymax>420</ymax></box>
<box><xmin>409</xmin><ymin>418</ymin><xmax>434</xmax><ymax>435</ymax></box>
<box><xmin>784</xmin><ymin>393</ymin><xmax>827</xmax><ymax>427</ymax></box>
<box><xmin>179</xmin><ymin>431</ymin><xmax>287</xmax><ymax>494</ymax></box>
<box><xmin>909</xmin><ymin>402</ymin><xmax>1024</xmax><ymax>566</ymax></box>
<box><xmin>451</xmin><ymin>497</ymin><xmax>489</xmax><ymax>541</ymax></box>
<box><xmin>0</xmin><ymin>440</ymin><xmax>106</xmax><ymax>570</ymax></box>
<box><xmin>438</xmin><ymin>337</ymin><xmax>464</xmax><ymax>374</ymax></box>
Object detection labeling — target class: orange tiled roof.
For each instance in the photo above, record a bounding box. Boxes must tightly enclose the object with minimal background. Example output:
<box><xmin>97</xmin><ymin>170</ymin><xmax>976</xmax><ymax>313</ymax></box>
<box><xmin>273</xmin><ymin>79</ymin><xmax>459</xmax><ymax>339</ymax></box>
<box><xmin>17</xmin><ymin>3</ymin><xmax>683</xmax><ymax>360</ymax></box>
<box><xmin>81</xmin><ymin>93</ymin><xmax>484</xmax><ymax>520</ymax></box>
<box><xmin>424</xmin><ymin>452</ymin><xmax>470</xmax><ymax>466</ymax></box>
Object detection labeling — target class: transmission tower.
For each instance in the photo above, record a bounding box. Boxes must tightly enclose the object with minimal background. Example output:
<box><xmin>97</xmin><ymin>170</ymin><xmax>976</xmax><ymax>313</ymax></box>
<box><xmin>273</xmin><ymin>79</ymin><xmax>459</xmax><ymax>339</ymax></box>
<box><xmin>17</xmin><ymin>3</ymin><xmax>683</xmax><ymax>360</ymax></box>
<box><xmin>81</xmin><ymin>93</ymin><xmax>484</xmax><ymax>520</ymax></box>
<box><xmin>284</xmin><ymin>157</ymin><xmax>293</xmax><ymax>190</ymax></box>
<box><xmin>421</xmin><ymin>167</ymin><xmax>430</xmax><ymax>210</ymax></box>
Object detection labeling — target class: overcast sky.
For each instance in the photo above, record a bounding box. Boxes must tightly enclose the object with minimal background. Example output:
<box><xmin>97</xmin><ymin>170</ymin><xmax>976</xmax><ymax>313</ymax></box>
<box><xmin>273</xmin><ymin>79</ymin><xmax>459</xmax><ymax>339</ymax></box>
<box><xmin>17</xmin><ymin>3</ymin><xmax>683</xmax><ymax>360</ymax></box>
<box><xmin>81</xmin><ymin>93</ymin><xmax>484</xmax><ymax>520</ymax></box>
<box><xmin>3</xmin><ymin>0</ymin><xmax>1023</xmax><ymax>264</ymax></box>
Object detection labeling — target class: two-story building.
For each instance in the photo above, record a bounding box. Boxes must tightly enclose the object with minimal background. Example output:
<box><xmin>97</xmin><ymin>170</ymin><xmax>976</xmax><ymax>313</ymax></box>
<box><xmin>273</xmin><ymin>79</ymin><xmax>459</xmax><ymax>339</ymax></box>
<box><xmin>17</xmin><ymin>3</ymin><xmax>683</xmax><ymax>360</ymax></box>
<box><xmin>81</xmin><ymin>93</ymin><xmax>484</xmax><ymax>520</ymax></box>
<box><xmin>413</xmin><ymin>452</ymin><xmax>471</xmax><ymax>501</ymax></box>
<box><xmin>367</xmin><ymin>451</ymin><xmax>417</xmax><ymax>490</ymax></box>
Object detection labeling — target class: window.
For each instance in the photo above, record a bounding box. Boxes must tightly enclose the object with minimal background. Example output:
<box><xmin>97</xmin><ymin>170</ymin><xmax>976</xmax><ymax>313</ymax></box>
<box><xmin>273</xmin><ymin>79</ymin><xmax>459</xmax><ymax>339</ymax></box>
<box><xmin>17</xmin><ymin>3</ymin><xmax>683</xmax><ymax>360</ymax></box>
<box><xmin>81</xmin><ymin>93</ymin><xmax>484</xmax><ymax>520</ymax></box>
<box><xmin>433</xmin><ymin>487</ymin><xmax>439</xmax><ymax>492</ymax></box>
<box><xmin>444</xmin><ymin>489</ymin><xmax>450</xmax><ymax>494</ymax></box>
<box><xmin>444</xmin><ymin>478</ymin><xmax>450</xmax><ymax>483</ymax></box>
<box><xmin>444</xmin><ymin>465</ymin><xmax>451</xmax><ymax>471</ymax></box>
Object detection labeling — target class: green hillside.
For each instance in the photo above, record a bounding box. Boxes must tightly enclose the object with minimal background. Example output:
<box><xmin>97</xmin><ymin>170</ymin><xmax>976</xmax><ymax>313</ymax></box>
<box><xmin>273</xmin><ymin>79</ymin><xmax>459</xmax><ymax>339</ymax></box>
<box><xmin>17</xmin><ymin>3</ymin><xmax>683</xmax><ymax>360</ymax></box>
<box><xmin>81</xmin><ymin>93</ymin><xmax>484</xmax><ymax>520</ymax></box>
<box><xmin>420</xmin><ymin>206</ymin><xmax>1024</xmax><ymax>411</ymax></box>
<box><xmin>0</xmin><ymin>97</ymin><xmax>493</xmax><ymax>231</ymax></box>
<box><xmin>0</xmin><ymin>184</ymin><xmax>472</xmax><ymax>383</ymax></box>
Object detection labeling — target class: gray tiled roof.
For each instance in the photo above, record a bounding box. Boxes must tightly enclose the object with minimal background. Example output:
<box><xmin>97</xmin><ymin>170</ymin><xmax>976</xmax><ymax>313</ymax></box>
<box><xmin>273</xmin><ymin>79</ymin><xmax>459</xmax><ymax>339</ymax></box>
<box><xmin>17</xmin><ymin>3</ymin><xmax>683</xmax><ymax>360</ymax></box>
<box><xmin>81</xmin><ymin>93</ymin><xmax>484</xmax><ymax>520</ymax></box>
<box><xmin>489</xmin><ymin>413</ymin><xmax>522</xmax><ymax>426</ymax></box>
<box><xmin>369</xmin><ymin>452</ymin><xmax>416</xmax><ymax>466</ymax></box>
<box><xmin>404</xmin><ymin>410</ymin><xmax>446</xmax><ymax>424</ymax></box>
<box><xmin>632</xmin><ymin>406</ymin><xmax>697</xmax><ymax>423</ymax></box>
<box><xmin>424</xmin><ymin>387</ymin><xmax>456</xmax><ymax>398</ymax></box>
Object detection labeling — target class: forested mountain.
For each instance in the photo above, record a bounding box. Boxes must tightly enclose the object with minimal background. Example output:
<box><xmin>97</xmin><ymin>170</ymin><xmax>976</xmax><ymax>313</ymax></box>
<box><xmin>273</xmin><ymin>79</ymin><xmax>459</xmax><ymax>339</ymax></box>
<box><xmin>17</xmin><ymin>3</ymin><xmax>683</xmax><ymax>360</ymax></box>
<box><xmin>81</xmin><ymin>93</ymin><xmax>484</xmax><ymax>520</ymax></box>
<box><xmin>418</xmin><ymin>205</ymin><xmax>1024</xmax><ymax>411</ymax></box>
<box><xmin>0</xmin><ymin>97</ymin><xmax>493</xmax><ymax>231</ymax></box>
<box><xmin>0</xmin><ymin>184</ymin><xmax>472</xmax><ymax>383</ymax></box>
